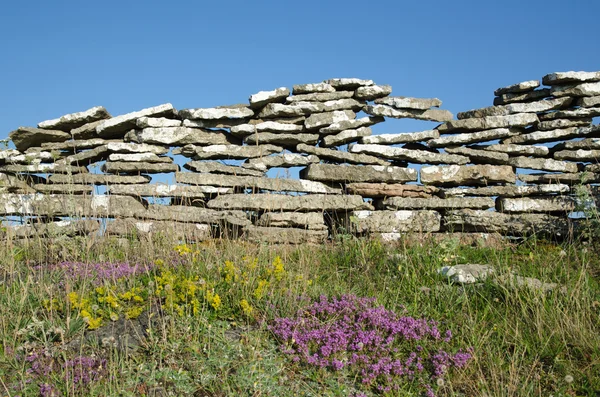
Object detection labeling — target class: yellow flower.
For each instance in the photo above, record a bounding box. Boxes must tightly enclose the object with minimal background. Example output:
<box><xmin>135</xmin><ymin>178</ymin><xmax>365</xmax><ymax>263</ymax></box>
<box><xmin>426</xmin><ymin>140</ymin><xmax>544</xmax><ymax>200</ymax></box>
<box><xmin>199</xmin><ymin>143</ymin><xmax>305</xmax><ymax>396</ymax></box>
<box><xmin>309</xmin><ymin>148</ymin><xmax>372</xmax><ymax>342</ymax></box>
<box><xmin>68</xmin><ymin>292</ymin><xmax>80</xmax><ymax>307</ymax></box>
<box><xmin>87</xmin><ymin>317</ymin><xmax>102</xmax><ymax>330</ymax></box>
<box><xmin>271</xmin><ymin>256</ymin><xmax>285</xmax><ymax>281</ymax></box>
<box><xmin>125</xmin><ymin>306</ymin><xmax>143</xmax><ymax>319</ymax></box>
<box><xmin>253</xmin><ymin>279</ymin><xmax>269</xmax><ymax>300</ymax></box>
<box><xmin>211</xmin><ymin>294</ymin><xmax>222</xmax><ymax>311</ymax></box>
<box><xmin>240</xmin><ymin>299</ymin><xmax>254</xmax><ymax>316</ymax></box>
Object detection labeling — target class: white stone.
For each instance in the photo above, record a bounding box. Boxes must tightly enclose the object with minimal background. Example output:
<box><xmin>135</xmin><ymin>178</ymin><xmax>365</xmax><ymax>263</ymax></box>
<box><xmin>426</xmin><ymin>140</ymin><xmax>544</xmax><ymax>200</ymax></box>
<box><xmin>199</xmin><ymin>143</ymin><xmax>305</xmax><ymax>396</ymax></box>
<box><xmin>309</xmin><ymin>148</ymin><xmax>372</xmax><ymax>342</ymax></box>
<box><xmin>96</xmin><ymin>103</ymin><xmax>174</xmax><ymax>135</ymax></box>
<box><xmin>136</xmin><ymin>117</ymin><xmax>182</xmax><ymax>128</ymax></box>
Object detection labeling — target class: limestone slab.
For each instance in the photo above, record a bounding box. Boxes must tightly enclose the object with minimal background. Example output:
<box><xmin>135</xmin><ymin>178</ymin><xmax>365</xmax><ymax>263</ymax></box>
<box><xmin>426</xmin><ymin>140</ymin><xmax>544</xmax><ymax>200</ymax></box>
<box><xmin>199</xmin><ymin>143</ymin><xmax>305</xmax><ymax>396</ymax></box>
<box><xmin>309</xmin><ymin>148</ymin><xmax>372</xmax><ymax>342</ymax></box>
<box><xmin>542</xmin><ymin>71</ymin><xmax>600</xmax><ymax>85</ymax></box>
<box><xmin>96</xmin><ymin>103</ymin><xmax>175</xmax><ymax>137</ymax></box>
<box><xmin>551</xmin><ymin>81</ymin><xmax>600</xmax><ymax>97</ymax></box>
<box><xmin>319</xmin><ymin>98</ymin><xmax>363</xmax><ymax>112</ymax></box>
<box><xmin>108</xmin><ymin>153</ymin><xmax>172</xmax><ymax>163</ymax></box>
<box><xmin>207</xmin><ymin>193</ymin><xmax>373</xmax><ymax>211</ymax></box>
<box><xmin>508</xmin><ymin>157</ymin><xmax>578</xmax><ymax>173</ymax></box>
<box><xmin>444</xmin><ymin>146</ymin><xmax>510</xmax><ymax>164</ymax></box>
<box><xmin>58</xmin><ymin>145</ymin><xmax>109</xmax><ymax>165</ymax></box>
<box><xmin>106</xmin><ymin>142</ymin><xmax>169</xmax><ymax>155</ymax></box>
<box><xmin>324</xmin><ymin>78</ymin><xmax>374</xmax><ymax>89</ymax></box>
<box><xmin>346</xmin><ymin>183</ymin><xmax>438</xmax><ymax>198</ymax></box>
<box><xmin>319</xmin><ymin>116</ymin><xmax>383</xmax><ymax>134</ymax></box>
<box><xmin>441</xmin><ymin>184</ymin><xmax>570</xmax><ymax>198</ymax></box>
<box><xmin>377</xmin><ymin>197</ymin><xmax>495</xmax><ymax>210</ymax></box>
<box><xmin>420</xmin><ymin>165</ymin><xmax>516</xmax><ymax>186</ymax></box>
<box><xmin>32</xmin><ymin>184</ymin><xmax>93</xmax><ymax>194</ymax></box>
<box><xmin>244</xmin><ymin>226</ymin><xmax>328</xmax><ymax>244</ymax></box>
<box><xmin>457</xmin><ymin>97</ymin><xmax>571</xmax><ymax>119</ymax></box>
<box><xmin>180</xmin><ymin>144</ymin><xmax>284</xmax><ymax>160</ymax></box>
<box><xmin>496</xmin><ymin>197</ymin><xmax>577</xmax><ymax>213</ymax></box>
<box><xmin>9</xmin><ymin>127</ymin><xmax>71</xmax><ymax>152</ymax></box>
<box><xmin>106</xmin><ymin>219</ymin><xmax>211</xmax><ymax>241</ymax></box>
<box><xmin>70</xmin><ymin>120</ymin><xmax>103</xmax><ymax>139</ymax></box>
<box><xmin>49</xmin><ymin>174</ymin><xmax>151</xmax><ymax>185</ymax></box>
<box><xmin>437</xmin><ymin>113</ymin><xmax>538</xmax><ymax>133</ymax></box>
<box><xmin>538</xmin><ymin>107</ymin><xmax>600</xmax><ymax>120</ymax></box>
<box><xmin>374</xmin><ymin>96</ymin><xmax>442</xmax><ymax>110</ymax></box>
<box><xmin>292</xmin><ymin>83</ymin><xmax>335</xmax><ymax>94</ymax></box>
<box><xmin>230</xmin><ymin>121</ymin><xmax>305</xmax><ymax>136</ymax></box>
<box><xmin>108</xmin><ymin>183</ymin><xmax>231</xmax><ymax>198</ymax></box>
<box><xmin>576</xmin><ymin>96</ymin><xmax>600</xmax><ymax>108</ymax></box>
<box><xmin>128</xmin><ymin>127</ymin><xmax>233</xmax><ymax>146</ymax></box>
<box><xmin>354</xmin><ymin>85</ymin><xmax>392</xmax><ymax>100</ymax></box>
<box><xmin>257</xmin><ymin>102</ymin><xmax>325</xmax><ymax>118</ymax></box>
<box><xmin>242</xmin><ymin>154</ymin><xmax>319</xmax><ymax>171</ymax></box>
<box><xmin>0</xmin><ymin>164</ymin><xmax>87</xmax><ymax>174</ymax></box>
<box><xmin>518</xmin><ymin>172</ymin><xmax>599</xmax><ymax>184</ymax></box>
<box><xmin>244</xmin><ymin>132</ymin><xmax>319</xmax><ymax>146</ymax></box>
<box><xmin>41</xmin><ymin>138</ymin><xmax>110</xmax><ymax>151</ymax></box>
<box><xmin>360</xmin><ymin>130</ymin><xmax>439</xmax><ymax>145</ymax></box>
<box><xmin>179</xmin><ymin>105</ymin><xmax>254</xmax><ymax>120</ymax></box>
<box><xmin>300</xmin><ymin>163</ymin><xmax>417</xmax><ymax>183</ymax></box>
<box><xmin>143</xmin><ymin>204</ymin><xmax>250</xmax><ymax>227</ymax></box>
<box><xmin>444</xmin><ymin>209</ymin><xmax>570</xmax><ymax>235</ymax></box>
<box><xmin>321</xmin><ymin>127</ymin><xmax>372</xmax><ymax>147</ymax></box>
<box><xmin>182</xmin><ymin>119</ymin><xmax>248</xmax><ymax>129</ymax></box>
<box><xmin>349</xmin><ymin>143</ymin><xmax>469</xmax><ymax>165</ymax></box>
<box><xmin>428</xmin><ymin>128</ymin><xmax>520</xmax><ymax>148</ymax></box>
<box><xmin>286</xmin><ymin>91</ymin><xmax>353</xmax><ymax>103</ymax></box>
<box><xmin>365</xmin><ymin>105</ymin><xmax>453</xmax><ymax>122</ymax></box>
<box><xmin>503</xmin><ymin>125</ymin><xmax>600</xmax><ymax>145</ymax></box>
<box><xmin>305</xmin><ymin>110</ymin><xmax>356</xmax><ymax>130</ymax></box>
<box><xmin>249</xmin><ymin>87</ymin><xmax>290</xmax><ymax>108</ymax></box>
<box><xmin>479</xmin><ymin>144</ymin><xmax>549</xmax><ymax>157</ymax></box>
<box><xmin>257</xmin><ymin>212</ymin><xmax>327</xmax><ymax>230</ymax></box>
<box><xmin>554</xmin><ymin>149</ymin><xmax>600</xmax><ymax>161</ymax></box>
<box><xmin>2</xmin><ymin>220</ymin><xmax>99</xmax><ymax>239</ymax></box>
<box><xmin>183</xmin><ymin>161</ymin><xmax>264</xmax><ymax>177</ymax></box>
<box><xmin>296</xmin><ymin>143</ymin><xmax>390</xmax><ymax>166</ymax></box>
<box><xmin>38</xmin><ymin>106</ymin><xmax>111</xmax><ymax>131</ymax></box>
<box><xmin>494</xmin><ymin>80</ymin><xmax>540</xmax><ymax>96</ymax></box>
<box><xmin>559</xmin><ymin>138</ymin><xmax>600</xmax><ymax>150</ymax></box>
<box><xmin>350</xmin><ymin>210</ymin><xmax>441</xmax><ymax>233</ymax></box>
<box><xmin>536</xmin><ymin>118</ymin><xmax>591</xmax><ymax>131</ymax></box>
<box><xmin>135</xmin><ymin>117</ymin><xmax>182</xmax><ymax>128</ymax></box>
<box><xmin>493</xmin><ymin>89</ymin><xmax>551</xmax><ymax>106</ymax></box>
<box><xmin>102</xmin><ymin>162</ymin><xmax>179</xmax><ymax>174</ymax></box>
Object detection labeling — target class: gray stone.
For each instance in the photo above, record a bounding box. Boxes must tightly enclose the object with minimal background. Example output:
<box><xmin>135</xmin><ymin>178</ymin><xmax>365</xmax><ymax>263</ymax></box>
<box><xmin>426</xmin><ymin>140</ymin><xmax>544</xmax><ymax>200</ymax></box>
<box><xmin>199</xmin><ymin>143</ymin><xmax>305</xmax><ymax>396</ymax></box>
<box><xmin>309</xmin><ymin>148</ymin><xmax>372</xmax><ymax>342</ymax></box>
<box><xmin>493</xmin><ymin>89</ymin><xmax>551</xmax><ymax>105</ymax></box>
<box><xmin>538</xmin><ymin>107</ymin><xmax>600</xmax><ymax>120</ymax></box>
<box><xmin>0</xmin><ymin>150</ymin><xmax>25</xmax><ymax>164</ymax></box>
<box><xmin>0</xmin><ymin>173</ymin><xmax>43</xmax><ymax>193</ymax></box>
<box><xmin>58</xmin><ymin>145</ymin><xmax>109</xmax><ymax>165</ymax></box>
<box><xmin>179</xmin><ymin>105</ymin><xmax>254</xmax><ymax>120</ymax></box>
<box><xmin>360</xmin><ymin>130</ymin><xmax>439</xmax><ymax>145</ymax></box>
<box><xmin>183</xmin><ymin>161</ymin><xmax>264</xmax><ymax>177</ymax></box>
<box><xmin>498</xmin><ymin>273</ymin><xmax>566</xmax><ymax>294</ymax></box>
<box><xmin>503</xmin><ymin>125</ymin><xmax>600</xmax><ymax>145</ymax></box>
<box><xmin>551</xmin><ymin>81</ymin><xmax>600</xmax><ymax>97</ymax></box>
<box><xmin>244</xmin><ymin>226</ymin><xmax>328</xmax><ymax>244</ymax></box>
<box><xmin>559</xmin><ymin>138</ymin><xmax>600</xmax><ymax>150</ymax></box>
<box><xmin>38</xmin><ymin>106</ymin><xmax>111</xmax><ymax>131</ymax></box>
<box><xmin>457</xmin><ymin>97</ymin><xmax>572</xmax><ymax>119</ymax></box>
<box><xmin>296</xmin><ymin>143</ymin><xmax>391</xmax><ymax>166</ymax></box>
<box><xmin>346</xmin><ymin>183</ymin><xmax>438</xmax><ymax>198</ymax></box>
<box><xmin>496</xmin><ymin>197</ymin><xmax>577</xmax><ymax>213</ymax></box>
<box><xmin>70</xmin><ymin>120</ymin><xmax>103</xmax><ymax>139</ymax></box>
<box><xmin>96</xmin><ymin>103</ymin><xmax>175</xmax><ymax>137</ymax></box>
<box><xmin>106</xmin><ymin>219</ymin><xmax>211</xmax><ymax>242</ymax></box>
<box><xmin>178</xmin><ymin>144</ymin><xmax>284</xmax><ymax>160</ymax></box>
<box><xmin>305</xmin><ymin>110</ymin><xmax>356</xmax><ymax>130</ymax></box>
<box><xmin>444</xmin><ymin>146</ymin><xmax>510</xmax><ymax>164</ymax></box>
<box><xmin>349</xmin><ymin>143</ymin><xmax>469</xmax><ymax>165</ymax></box>
<box><xmin>108</xmin><ymin>153</ymin><xmax>172</xmax><ymax>163</ymax></box>
<box><xmin>182</xmin><ymin>118</ymin><xmax>248</xmax><ymax>129</ymax></box>
<box><xmin>518</xmin><ymin>172</ymin><xmax>599</xmax><ymax>185</ymax></box>
<box><xmin>242</xmin><ymin>154</ymin><xmax>319</xmax><ymax>171</ymax></box>
<box><xmin>230</xmin><ymin>121</ymin><xmax>305</xmax><ymax>136</ymax></box>
<box><xmin>9</xmin><ymin>127</ymin><xmax>71</xmax><ymax>152</ymax></box>
<box><xmin>143</xmin><ymin>204</ymin><xmax>250</xmax><ymax>227</ymax></box>
<box><xmin>438</xmin><ymin>264</ymin><xmax>495</xmax><ymax>284</ymax></box>
<box><xmin>257</xmin><ymin>212</ymin><xmax>327</xmax><ymax>230</ymax></box>
<box><xmin>177</xmin><ymin>172</ymin><xmax>340</xmax><ymax>194</ymax></box>
<box><xmin>106</xmin><ymin>142</ymin><xmax>169</xmax><ymax>155</ymax></box>
<box><xmin>428</xmin><ymin>128</ymin><xmax>520</xmax><ymax>148</ymax></box>
<box><xmin>49</xmin><ymin>174</ymin><xmax>151</xmax><ymax>185</ymax></box>
<box><xmin>542</xmin><ymin>71</ymin><xmax>600</xmax><ymax>85</ymax></box>
<box><xmin>320</xmin><ymin>98</ymin><xmax>364</xmax><ymax>112</ymax></box>
<box><xmin>585</xmin><ymin>164</ymin><xmax>600</xmax><ymax>173</ymax></box>
<box><xmin>324</xmin><ymin>78</ymin><xmax>374</xmax><ymax>89</ymax></box>
<box><xmin>537</xmin><ymin>118</ymin><xmax>592</xmax><ymax>131</ymax></box>
<box><xmin>321</xmin><ymin>127</ymin><xmax>372</xmax><ymax>147</ymax></box>
<box><xmin>350</xmin><ymin>210</ymin><xmax>441</xmax><ymax>233</ymax></box>
<box><xmin>102</xmin><ymin>162</ymin><xmax>179</xmax><ymax>174</ymax></box>
<box><xmin>441</xmin><ymin>184</ymin><xmax>570</xmax><ymax>198</ymax></box>
<box><xmin>135</xmin><ymin>117</ymin><xmax>182</xmax><ymax>128</ymax></box>
<box><xmin>257</xmin><ymin>102</ymin><xmax>325</xmax><ymax>118</ymax></box>
<box><xmin>248</xmin><ymin>116</ymin><xmax>306</xmax><ymax>125</ymax></box>
<box><xmin>374</xmin><ymin>96</ymin><xmax>442</xmax><ymax>110</ymax></box>
<box><xmin>420</xmin><ymin>165</ymin><xmax>516</xmax><ymax>187</ymax></box>
<box><xmin>554</xmin><ymin>149</ymin><xmax>600</xmax><ymax>161</ymax></box>
<box><xmin>292</xmin><ymin>83</ymin><xmax>335</xmax><ymax>94</ymax></box>
<box><xmin>207</xmin><ymin>193</ymin><xmax>373</xmax><ymax>212</ymax></box>
<box><xmin>300</xmin><ymin>163</ymin><xmax>417</xmax><ymax>183</ymax></box>
<box><xmin>378</xmin><ymin>197</ymin><xmax>495</xmax><ymax>210</ymax></box>
<box><xmin>479</xmin><ymin>144</ymin><xmax>549</xmax><ymax>157</ymax></box>
<box><xmin>32</xmin><ymin>184</ymin><xmax>93</xmax><ymax>194</ymax></box>
<box><xmin>244</xmin><ymin>132</ymin><xmax>319</xmax><ymax>146</ymax></box>
<box><xmin>508</xmin><ymin>156</ymin><xmax>578</xmax><ymax>173</ymax></box>
<box><xmin>444</xmin><ymin>209</ymin><xmax>571</xmax><ymax>235</ymax></box>
<box><xmin>249</xmin><ymin>87</ymin><xmax>290</xmax><ymax>108</ymax></box>
<box><xmin>0</xmin><ymin>164</ymin><xmax>87</xmax><ymax>174</ymax></box>
<box><xmin>319</xmin><ymin>116</ymin><xmax>383</xmax><ymax>134</ymax></box>
<box><xmin>5</xmin><ymin>151</ymin><xmax>55</xmax><ymax>164</ymax></box>
<box><xmin>354</xmin><ymin>85</ymin><xmax>392</xmax><ymax>100</ymax></box>
<box><xmin>108</xmin><ymin>183</ymin><xmax>231</xmax><ymax>198</ymax></box>
<box><xmin>286</xmin><ymin>91</ymin><xmax>354</xmax><ymax>103</ymax></box>
<box><xmin>41</xmin><ymin>138</ymin><xmax>110</xmax><ymax>151</ymax></box>
<box><xmin>2</xmin><ymin>220</ymin><xmax>99</xmax><ymax>239</ymax></box>
<box><xmin>437</xmin><ymin>113</ymin><xmax>538</xmax><ymax>133</ymax></box>
<box><xmin>128</xmin><ymin>127</ymin><xmax>233</xmax><ymax>146</ymax></box>
<box><xmin>494</xmin><ymin>80</ymin><xmax>540</xmax><ymax>96</ymax></box>
<box><xmin>365</xmin><ymin>105</ymin><xmax>453</xmax><ymax>122</ymax></box>
<box><xmin>576</xmin><ymin>96</ymin><xmax>600</xmax><ymax>108</ymax></box>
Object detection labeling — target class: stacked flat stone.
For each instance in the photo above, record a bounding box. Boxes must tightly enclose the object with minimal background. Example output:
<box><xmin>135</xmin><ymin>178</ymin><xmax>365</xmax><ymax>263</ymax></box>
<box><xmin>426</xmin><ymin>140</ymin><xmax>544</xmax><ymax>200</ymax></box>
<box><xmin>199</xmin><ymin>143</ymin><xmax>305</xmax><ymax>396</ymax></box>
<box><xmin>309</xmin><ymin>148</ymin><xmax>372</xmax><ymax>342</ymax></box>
<box><xmin>1</xmin><ymin>72</ymin><xmax>599</xmax><ymax>243</ymax></box>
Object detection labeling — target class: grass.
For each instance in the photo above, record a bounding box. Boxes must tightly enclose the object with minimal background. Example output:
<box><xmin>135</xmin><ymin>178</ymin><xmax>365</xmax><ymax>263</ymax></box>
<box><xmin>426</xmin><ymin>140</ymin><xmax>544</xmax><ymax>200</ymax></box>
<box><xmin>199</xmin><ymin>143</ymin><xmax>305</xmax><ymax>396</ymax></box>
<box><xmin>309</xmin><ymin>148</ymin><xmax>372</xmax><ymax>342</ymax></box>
<box><xmin>0</xmin><ymin>232</ymin><xmax>598</xmax><ymax>396</ymax></box>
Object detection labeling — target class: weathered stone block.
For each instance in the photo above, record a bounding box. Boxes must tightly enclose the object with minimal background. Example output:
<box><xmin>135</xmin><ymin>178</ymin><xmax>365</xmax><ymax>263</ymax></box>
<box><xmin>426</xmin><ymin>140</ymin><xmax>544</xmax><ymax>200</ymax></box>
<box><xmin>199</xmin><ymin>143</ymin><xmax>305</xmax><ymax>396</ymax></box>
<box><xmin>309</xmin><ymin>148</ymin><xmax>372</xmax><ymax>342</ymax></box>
<box><xmin>207</xmin><ymin>194</ymin><xmax>373</xmax><ymax>211</ymax></box>
<box><xmin>300</xmin><ymin>164</ymin><xmax>417</xmax><ymax>183</ymax></box>
<box><xmin>420</xmin><ymin>165</ymin><xmax>516</xmax><ymax>187</ymax></box>
<box><xmin>350</xmin><ymin>210</ymin><xmax>441</xmax><ymax>233</ymax></box>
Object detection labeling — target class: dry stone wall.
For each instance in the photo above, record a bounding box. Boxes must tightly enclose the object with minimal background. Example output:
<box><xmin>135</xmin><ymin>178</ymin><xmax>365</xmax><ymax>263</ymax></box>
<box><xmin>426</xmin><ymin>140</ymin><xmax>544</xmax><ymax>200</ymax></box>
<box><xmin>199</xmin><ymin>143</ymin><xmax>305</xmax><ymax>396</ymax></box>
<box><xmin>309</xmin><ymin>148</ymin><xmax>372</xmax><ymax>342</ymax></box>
<box><xmin>1</xmin><ymin>72</ymin><xmax>600</xmax><ymax>243</ymax></box>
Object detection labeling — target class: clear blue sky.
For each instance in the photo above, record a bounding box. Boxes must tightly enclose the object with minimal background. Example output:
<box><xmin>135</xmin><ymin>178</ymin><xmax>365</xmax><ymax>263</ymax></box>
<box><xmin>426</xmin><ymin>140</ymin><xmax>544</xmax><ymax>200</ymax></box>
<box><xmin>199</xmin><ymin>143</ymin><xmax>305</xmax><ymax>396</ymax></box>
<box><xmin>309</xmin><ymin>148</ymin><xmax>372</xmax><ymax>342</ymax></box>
<box><xmin>1</xmin><ymin>0</ymin><xmax>599</xmax><ymax>141</ymax></box>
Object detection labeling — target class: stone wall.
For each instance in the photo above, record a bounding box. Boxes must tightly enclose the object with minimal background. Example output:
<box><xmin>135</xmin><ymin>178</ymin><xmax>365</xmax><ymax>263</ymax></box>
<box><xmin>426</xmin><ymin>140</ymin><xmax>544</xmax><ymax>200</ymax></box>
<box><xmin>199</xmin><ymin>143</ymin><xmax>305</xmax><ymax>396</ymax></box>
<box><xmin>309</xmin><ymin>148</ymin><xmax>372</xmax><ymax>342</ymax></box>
<box><xmin>1</xmin><ymin>72</ymin><xmax>600</xmax><ymax>243</ymax></box>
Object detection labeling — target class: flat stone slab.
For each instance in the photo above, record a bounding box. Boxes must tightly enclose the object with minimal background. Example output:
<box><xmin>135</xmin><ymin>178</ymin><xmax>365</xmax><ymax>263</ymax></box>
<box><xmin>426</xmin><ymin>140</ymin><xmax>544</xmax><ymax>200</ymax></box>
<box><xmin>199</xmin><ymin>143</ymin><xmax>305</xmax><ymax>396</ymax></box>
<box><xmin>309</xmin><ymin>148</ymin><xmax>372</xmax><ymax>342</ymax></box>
<box><xmin>557</xmin><ymin>138</ymin><xmax>600</xmax><ymax>150</ymax></box>
<box><xmin>537</xmin><ymin>118</ymin><xmax>592</xmax><ymax>131</ymax></box>
<box><xmin>518</xmin><ymin>172</ymin><xmax>600</xmax><ymax>184</ymax></box>
<box><xmin>32</xmin><ymin>184</ymin><xmax>93</xmax><ymax>194</ymax></box>
<box><xmin>494</xmin><ymin>80</ymin><xmax>540</xmax><ymax>96</ymax></box>
<box><xmin>49</xmin><ymin>174</ymin><xmax>151</xmax><ymax>185</ymax></box>
<box><xmin>179</xmin><ymin>105</ymin><xmax>254</xmax><ymax>120</ymax></box>
<box><xmin>58</xmin><ymin>145</ymin><xmax>109</xmax><ymax>165</ymax></box>
<box><xmin>360</xmin><ymin>130</ymin><xmax>439</xmax><ymax>145</ymax></box>
<box><xmin>106</xmin><ymin>142</ymin><xmax>169</xmax><ymax>155</ymax></box>
<box><xmin>551</xmin><ymin>81</ymin><xmax>600</xmax><ymax>98</ymax></box>
<box><xmin>0</xmin><ymin>194</ymin><xmax>145</xmax><ymax>218</ymax></box>
<box><xmin>102</xmin><ymin>162</ymin><xmax>179</xmax><ymax>174</ymax></box>
<box><xmin>321</xmin><ymin>127</ymin><xmax>372</xmax><ymax>147</ymax></box>
<box><xmin>70</xmin><ymin>120</ymin><xmax>103</xmax><ymax>139</ymax></box>
<box><xmin>244</xmin><ymin>132</ymin><xmax>319</xmax><ymax>146</ymax></box>
<box><xmin>444</xmin><ymin>146</ymin><xmax>510</xmax><ymax>165</ymax></box>
<box><xmin>496</xmin><ymin>197</ymin><xmax>577</xmax><ymax>213</ymax></box>
<box><xmin>354</xmin><ymin>85</ymin><xmax>392</xmax><ymax>100</ymax></box>
<box><xmin>365</xmin><ymin>105</ymin><xmax>453</xmax><ymax>122</ymax></box>
<box><xmin>456</xmin><ymin>97</ymin><xmax>571</xmax><ymax>119</ymax></box>
<box><xmin>300</xmin><ymin>163</ymin><xmax>417</xmax><ymax>183</ymax></box>
<box><xmin>438</xmin><ymin>264</ymin><xmax>495</xmax><ymax>284</ymax></box>
<box><xmin>176</xmin><ymin>172</ymin><xmax>340</xmax><ymax>194</ymax></box>
<box><xmin>183</xmin><ymin>161</ymin><xmax>264</xmax><ymax>177</ymax></box>
<box><xmin>346</xmin><ymin>183</ymin><xmax>438</xmax><ymax>198</ymax></box>
<box><xmin>349</xmin><ymin>143</ymin><xmax>469</xmax><ymax>165</ymax></box>
<box><xmin>305</xmin><ymin>110</ymin><xmax>356</xmax><ymax>130</ymax></box>
<box><xmin>554</xmin><ymin>149</ymin><xmax>600</xmax><ymax>161</ymax></box>
<box><xmin>2</xmin><ymin>220</ymin><xmax>100</xmax><ymax>239</ymax></box>
<box><xmin>244</xmin><ymin>226</ymin><xmax>328</xmax><ymax>244</ymax></box>
<box><xmin>0</xmin><ymin>164</ymin><xmax>87</xmax><ymax>174</ymax></box>
<box><xmin>108</xmin><ymin>153</ymin><xmax>172</xmax><ymax>163</ymax></box>
<box><xmin>108</xmin><ymin>184</ymin><xmax>231</xmax><ymax>198</ymax></box>
<box><xmin>585</xmin><ymin>164</ymin><xmax>600</xmax><ymax>173</ymax></box>
<box><xmin>230</xmin><ymin>121</ymin><xmax>305</xmax><ymax>136</ymax></box>
<box><xmin>478</xmin><ymin>143</ymin><xmax>549</xmax><ymax>157</ymax></box>
<box><xmin>182</xmin><ymin>119</ymin><xmax>248</xmax><ymax>129</ymax></box>
<box><xmin>428</xmin><ymin>128</ymin><xmax>520</xmax><ymax>148</ymax></box>
<box><xmin>296</xmin><ymin>143</ymin><xmax>390</xmax><ymax>166</ymax></box>
<box><xmin>207</xmin><ymin>193</ymin><xmax>373</xmax><ymax>212</ymax></box>
<box><xmin>135</xmin><ymin>117</ymin><xmax>182</xmax><ymax>128</ymax></box>
<box><xmin>319</xmin><ymin>116</ymin><xmax>383</xmax><ymax>134</ymax></box>
<box><xmin>38</xmin><ymin>106</ymin><xmax>111</xmax><ymax>131</ymax></box>
<box><xmin>441</xmin><ymin>184</ymin><xmax>570</xmax><ymax>198</ymax></box>
<box><xmin>377</xmin><ymin>197</ymin><xmax>495</xmax><ymax>210</ymax></box>
<box><xmin>437</xmin><ymin>113</ymin><xmax>538</xmax><ymax>133</ymax></box>
<box><xmin>143</xmin><ymin>204</ymin><xmax>250</xmax><ymax>227</ymax></box>
<box><xmin>374</xmin><ymin>96</ymin><xmax>442</xmax><ymax>110</ymax></box>
<box><xmin>508</xmin><ymin>156</ymin><xmax>578</xmax><ymax>173</ymax></box>
<box><xmin>420</xmin><ymin>165</ymin><xmax>516</xmax><ymax>187</ymax></box>
<box><xmin>257</xmin><ymin>212</ymin><xmax>327</xmax><ymax>230</ymax></box>
<box><xmin>106</xmin><ymin>219</ymin><xmax>211</xmax><ymax>242</ymax></box>
<box><xmin>539</xmin><ymin>108</ymin><xmax>600</xmax><ymax>121</ymax></box>
<box><xmin>41</xmin><ymin>138</ymin><xmax>112</xmax><ymax>151</ymax></box>
<box><xmin>249</xmin><ymin>87</ymin><xmax>290</xmax><ymax>108</ymax></box>
<box><xmin>576</xmin><ymin>96</ymin><xmax>600</xmax><ymax>108</ymax></box>
<box><xmin>493</xmin><ymin>89</ymin><xmax>551</xmax><ymax>105</ymax></box>
<box><xmin>542</xmin><ymin>71</ymin><xmax>600</xmax><ymax>85</ymax></box>
<box><xmin>503</xmin><ymin>125</ymin><xmax>600</xmax><ymax>145</ymax></box>
<box><xmin>286</xmin><ymin>91</ymin><xmax>353</xmax><ymax>103</ymax></box>
<box><xmin>257</xmin><ymin>102</ymin><xmax>325</xmax><ymax>118</ymax></box>
<box><xmin>179</xmin><ymin>144</ymin><xmax>284</xmax><ymax>160</ymax></box>
<box><xmin>350</xmin><ymin>210</ymin><xmax>441</xmax><ymax>233</ymax></box>
<box><xmin>324</xmin><ymin>78</ymin><xmax>374</xmax><ymax>89</ymax></box>
<box><xmin>4</xmin><ymin>151</ymin><xmax>56</xmax><ymax>164</ymax></box>
<box><xmin>9</xmin><ymin>127</ymin><xmax>71</xmax><ymax>152</ymax></box>
<box><xmin>0</xmin><ymin>173</ymin><xmax>43</xmax><ymax>193</ymax></box>
<box><xmin>444</xmin><ymin>209</ymin><xmax>571</xmax><ymax>236</ymax></box>
<box><xmin>242</xmin><ymin>154</ymin><xmax>319</xmax><ymax>171</ymax></box>
<box><xmin>96</xmin><ymin>104</ymin><xmax>176</xmax><ymax>138</ymax></box>
<box><xmin>127</xmin><ymin>127</ymin><xmax>234</xmax><ymax>146</ymax></box>
<box><xmin>292</xmin><ymin>82</ymin><xmax>335</xmax><ymax>94</ymax></box>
